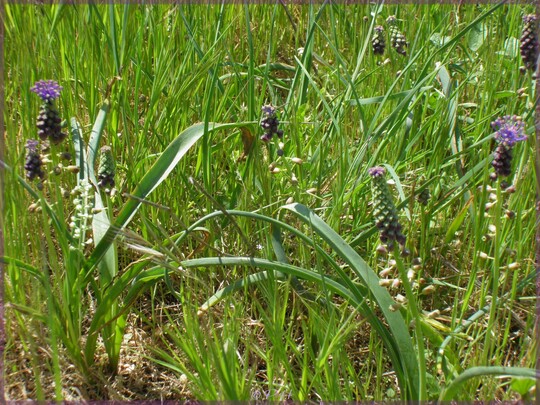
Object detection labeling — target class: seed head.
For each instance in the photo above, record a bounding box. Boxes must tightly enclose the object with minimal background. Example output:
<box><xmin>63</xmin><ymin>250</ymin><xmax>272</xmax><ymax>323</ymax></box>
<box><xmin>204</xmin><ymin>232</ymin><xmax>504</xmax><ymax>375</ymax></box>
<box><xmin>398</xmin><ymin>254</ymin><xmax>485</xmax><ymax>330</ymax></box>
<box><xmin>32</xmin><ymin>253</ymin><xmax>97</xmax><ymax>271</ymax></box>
<box><xmin>416</xmin><ymin>188</ymin><xmax>431</xmax><ymax>206</ymax></box>
<box><xmin>260</xmin><ymin>105</ymin><xmax>283</xmax><ymax>142</ymax></box>
<box><xmin>386</xmin><ymin>16</ymin><xmax>407</xmax><ymax>56</ymax></box>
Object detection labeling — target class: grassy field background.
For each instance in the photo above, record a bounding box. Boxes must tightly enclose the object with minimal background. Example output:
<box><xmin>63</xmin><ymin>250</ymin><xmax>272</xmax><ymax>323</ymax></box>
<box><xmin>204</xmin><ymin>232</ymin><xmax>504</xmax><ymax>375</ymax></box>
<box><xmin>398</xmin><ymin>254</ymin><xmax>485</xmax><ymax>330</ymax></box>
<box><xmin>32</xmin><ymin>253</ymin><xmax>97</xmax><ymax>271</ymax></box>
<box><xmin>3</xmin><ymin>2</ymin><xmax>537</xmax><ymax>401</ymax></box>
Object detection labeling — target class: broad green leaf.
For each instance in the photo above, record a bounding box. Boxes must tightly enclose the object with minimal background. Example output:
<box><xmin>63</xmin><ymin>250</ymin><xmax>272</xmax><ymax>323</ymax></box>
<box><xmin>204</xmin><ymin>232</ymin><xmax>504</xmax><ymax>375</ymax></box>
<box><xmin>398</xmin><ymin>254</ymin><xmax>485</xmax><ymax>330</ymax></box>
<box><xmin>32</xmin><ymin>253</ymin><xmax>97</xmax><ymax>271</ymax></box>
<box><xmin>509</xmin><ymin>377</ymin><xmax>536</xmax><ymax>396</ymax></box>
<box><xmin>347</xmin><ymin>86</ymin><xmax>433</xmax><ymax>106</ymax></box>
<box><xmin>498</xmin><ymin>37</ymin><xmax>519</xmax><ymax>58</ymax></box>
<box><xmin>86</xmin><ymin>100</ymin><xmax>110</xmax><ymax>187</ymax></box>
<box><xmin>430</xmin><ymin>33</ymin><xmax>451</xmax><ymax>48</ymax></box>
<box><xmin>468</xmin><ymin>23</ymin><xmax>486</xmax><ymax>52</ymax></box>
<box><xmin>494</xmin><ymin>90</ymin><xmax>515</xmax><ymax>99</ymax></box>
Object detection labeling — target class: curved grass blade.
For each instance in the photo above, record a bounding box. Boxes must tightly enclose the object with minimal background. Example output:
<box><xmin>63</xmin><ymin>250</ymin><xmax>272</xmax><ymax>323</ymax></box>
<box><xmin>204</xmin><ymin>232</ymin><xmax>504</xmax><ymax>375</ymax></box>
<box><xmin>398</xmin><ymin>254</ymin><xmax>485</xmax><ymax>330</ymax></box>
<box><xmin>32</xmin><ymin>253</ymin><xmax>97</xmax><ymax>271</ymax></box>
<box><xmin>86</xmin><ymin>122</ymin><xmax>237</xmax><ymax>276</ymax></box>
<box><xmin>199</xmin><ymin>270</ymin><xmax>288</xmax><ymax>314</ymax></box>
<box><xmin>440</xmin><ymin>367</ymin><xmax>538</xmax><ymax>401</ymax></box>
<box><xmin>282</xmin><ymin>203</ymin><xmax>420</xmax><ymax>399</ymax></box>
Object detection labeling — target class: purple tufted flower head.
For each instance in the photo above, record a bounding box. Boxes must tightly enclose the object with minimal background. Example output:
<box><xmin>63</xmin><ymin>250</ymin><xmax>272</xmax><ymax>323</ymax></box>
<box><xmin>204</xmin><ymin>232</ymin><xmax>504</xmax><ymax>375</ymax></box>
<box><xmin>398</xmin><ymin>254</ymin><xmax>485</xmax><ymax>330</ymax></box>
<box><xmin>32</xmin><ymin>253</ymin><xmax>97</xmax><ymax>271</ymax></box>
<box><xmin>31</xmin><ymin>80</ymin><xmax>63</xmax><ymax>102</ymax></box>
<box><xmin>372</xmin><ymin>25</ymin><xmax>386</xmax><ymax>55</ymax></box>
<box><xmin>261</xmin><ymin>105</ymin><xmax>276</xmax><ymax>117</ymax></box>
<box><xmin>490</xmin><ymin>115</ymin><xmax>527</xmax><ymax>181</ymax></box>
<box><xmin>368</xmin><ymin>166</ymin><xmax>386</xmax><ymax>178</ymax></box>
<box><xmin>31</xmin><ymin>80</ymin><xmax>66</xmax><ymax>144</ymax></box>
<box><xmin>491</xmin><ymin>115</ymin><xmax>527</xmax><ymax>147</ymax></box>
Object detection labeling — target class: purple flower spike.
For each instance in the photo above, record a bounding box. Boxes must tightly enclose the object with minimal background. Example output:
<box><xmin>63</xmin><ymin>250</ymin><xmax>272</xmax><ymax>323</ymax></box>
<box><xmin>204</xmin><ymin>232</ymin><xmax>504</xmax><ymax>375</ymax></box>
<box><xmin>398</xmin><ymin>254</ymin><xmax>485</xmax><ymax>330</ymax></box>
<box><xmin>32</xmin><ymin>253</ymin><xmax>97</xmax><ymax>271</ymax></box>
<box><xmin>31</xmin><ymin>80</ymin><xmax>63</xmax><ymax>101</ymax></box>
<box><xmin>368</xmin><ymin>166</ymin><xmax>386</xmax><ymax>178</ymax></box>
<box><xmin>260</xmin><ymin>104</ymin><xmax>285</xmax><ymax>155</ymax></box>
<box><xmin>491</xmin><ymin>115</ymin><xmax>527</xmax><ymax>147</ymax></box>
<box><xmin>24</xmin><ymin>139</ymin><xmax>45</xmax><ymax>181</ymax></box>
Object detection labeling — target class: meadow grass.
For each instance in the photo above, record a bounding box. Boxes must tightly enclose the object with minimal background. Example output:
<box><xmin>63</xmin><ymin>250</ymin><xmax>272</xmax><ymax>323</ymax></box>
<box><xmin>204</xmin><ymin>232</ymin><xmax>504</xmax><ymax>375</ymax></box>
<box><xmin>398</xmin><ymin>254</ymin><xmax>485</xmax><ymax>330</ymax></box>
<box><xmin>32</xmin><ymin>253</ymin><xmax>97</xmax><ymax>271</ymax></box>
<box><xmin>3</xmin><ymin>2</ymin><xmax>537</xmax><ymax>401</ymax></box>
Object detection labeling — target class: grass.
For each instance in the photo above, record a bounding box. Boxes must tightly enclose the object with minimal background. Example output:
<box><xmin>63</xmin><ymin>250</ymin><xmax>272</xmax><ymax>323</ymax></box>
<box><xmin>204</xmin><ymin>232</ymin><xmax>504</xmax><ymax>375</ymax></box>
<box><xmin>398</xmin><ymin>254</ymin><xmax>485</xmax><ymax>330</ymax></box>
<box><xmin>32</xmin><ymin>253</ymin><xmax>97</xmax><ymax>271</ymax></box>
<box><xmin>3</xmin><ymin>2</ymin><xmax>537</xmax><ymax>401</ymax></box>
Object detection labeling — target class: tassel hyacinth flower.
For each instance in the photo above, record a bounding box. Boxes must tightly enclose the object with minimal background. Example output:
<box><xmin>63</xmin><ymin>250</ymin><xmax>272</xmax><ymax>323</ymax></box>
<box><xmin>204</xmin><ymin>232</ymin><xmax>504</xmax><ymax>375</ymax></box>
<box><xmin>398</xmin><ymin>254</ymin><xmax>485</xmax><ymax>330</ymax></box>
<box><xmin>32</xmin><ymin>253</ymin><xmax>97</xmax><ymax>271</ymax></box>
<box><xmin>30</xmin><ymin>80</ymin><xmax>66</xmax><ymax>145</ymax></box>
<box><xmin>369</xmin><ymin>166</ymin><xmax>406</xmax><ymax>250</ymax></box>
<box><xmin>97</xmin><ymin>146</ymin><xmax>116</xmax><ymax>191</ymax></box>
<box><xmin>387</xmin><ymin>16</ymin><xmax>407</xmax><ymax>56</ymax></box>
<box><xmin>260</xmin><ymin>105</ymin><xmax>283</xmax><ymax>141</ymax></box>
<box><xmin>490</xmin><ymin>115</ymin><xmax>527</xmax><ymax>180</ymax></box>
<box><xmin>520</xmin><ymin>14</ymin><xmax>539</xmax><ymax>72</ymax></box>
<box><xmin>24</xmin><ymin>139</ymin><xmax>45</xmax><ymax>181</ymax></box>
<box><xmin>260</xmin><ymin>104</ymin><xmax>284</xmax><ymax>156</ymax></box>
<box><xmin>372</xmin><ymin>25</ymin><xmax>386</xmax><ymax>55</ymax></box>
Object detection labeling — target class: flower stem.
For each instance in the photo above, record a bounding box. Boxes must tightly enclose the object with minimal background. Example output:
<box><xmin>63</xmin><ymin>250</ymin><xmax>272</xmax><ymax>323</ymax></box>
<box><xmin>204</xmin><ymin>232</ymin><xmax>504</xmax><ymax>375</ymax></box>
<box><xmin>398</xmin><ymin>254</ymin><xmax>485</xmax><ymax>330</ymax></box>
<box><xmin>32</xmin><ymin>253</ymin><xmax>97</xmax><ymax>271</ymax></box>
<box><xmin>394</xmin><ymin>247</ymin><xmax>427</xmax><ymax>401</ymax></box>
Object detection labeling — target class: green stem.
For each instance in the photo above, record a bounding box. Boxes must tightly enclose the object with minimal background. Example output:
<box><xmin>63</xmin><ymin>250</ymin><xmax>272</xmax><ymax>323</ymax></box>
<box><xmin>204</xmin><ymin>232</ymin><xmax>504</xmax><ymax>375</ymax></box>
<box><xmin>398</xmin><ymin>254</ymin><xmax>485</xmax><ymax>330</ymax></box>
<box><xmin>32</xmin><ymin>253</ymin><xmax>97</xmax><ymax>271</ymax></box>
<box><xmin>483</xmin><ymin>181</ymin><xmax>503</xmax><ymax>363</ymax></box>
<box><xmin>395</xmin><ymin>248</ymin><xmax>427</xmax><ymax>401</ymax></box>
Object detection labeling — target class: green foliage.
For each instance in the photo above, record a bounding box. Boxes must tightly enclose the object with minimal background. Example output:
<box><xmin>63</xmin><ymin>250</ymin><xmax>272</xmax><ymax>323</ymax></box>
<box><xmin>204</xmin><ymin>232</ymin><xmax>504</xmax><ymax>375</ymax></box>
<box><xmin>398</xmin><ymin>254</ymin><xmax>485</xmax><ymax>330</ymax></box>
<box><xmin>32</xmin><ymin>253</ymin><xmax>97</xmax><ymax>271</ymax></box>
<box><xmin>3</xmin><ymin>1</ymin><xmax>536</xmax><ymax>401</ymax></box>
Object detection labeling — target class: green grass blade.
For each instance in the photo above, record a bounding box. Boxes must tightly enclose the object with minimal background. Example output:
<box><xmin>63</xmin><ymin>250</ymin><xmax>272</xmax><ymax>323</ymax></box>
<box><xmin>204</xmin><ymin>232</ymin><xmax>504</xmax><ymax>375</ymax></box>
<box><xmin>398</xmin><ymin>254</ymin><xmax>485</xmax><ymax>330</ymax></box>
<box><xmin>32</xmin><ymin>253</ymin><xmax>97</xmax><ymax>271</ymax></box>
<box><xmin>86</xmin><ymin>122</ymin><xmax>238</xmax><ymax>275</ymax></box>
<box><xmin>86</xmin><ymin>100</ymin><xmax>110</xmax><ymax>187</ymax></box>
<box><xmin>70</xmin><ymin>118</ymin><xmax>86</xmax><ymax>182</ymax></box>
<box><xmin>440</xmin><ymin>367</ymin><xmax>538</xmax><ymax>401</ymax></box>
<box><xmin>199</xmin><ymin>270</ymin><xmax>288</xmax><ymax>313</ymax></box>
<box><xmin>282</xmin><ymin>203</ymin><xmax>420</xmax><ymax>399</ymax></box>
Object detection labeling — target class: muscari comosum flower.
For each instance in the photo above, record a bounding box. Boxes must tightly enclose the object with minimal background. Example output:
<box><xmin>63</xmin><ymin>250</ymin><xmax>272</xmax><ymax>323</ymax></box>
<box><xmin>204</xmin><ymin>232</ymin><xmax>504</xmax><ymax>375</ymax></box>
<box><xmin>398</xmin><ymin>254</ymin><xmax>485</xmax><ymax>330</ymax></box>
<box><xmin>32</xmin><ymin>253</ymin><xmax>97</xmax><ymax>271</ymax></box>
<box><xmin>490</xmin><ymin>115</ymin><xmax>527</xmax><ymax>181</ymax></box>
<box><xmin>30</xmin><ymin>80</ymin><xmax>66</xmax><ymax>145</ymax></box>
<box><xmin>369</xmin><ymin>166</ymin><xmax>407</xmax><ymax>251</ymax></box>
<box><xmin>24</xmin><ymin>139</ymin><xmax>45</xmax><ymax>182</ymax></box>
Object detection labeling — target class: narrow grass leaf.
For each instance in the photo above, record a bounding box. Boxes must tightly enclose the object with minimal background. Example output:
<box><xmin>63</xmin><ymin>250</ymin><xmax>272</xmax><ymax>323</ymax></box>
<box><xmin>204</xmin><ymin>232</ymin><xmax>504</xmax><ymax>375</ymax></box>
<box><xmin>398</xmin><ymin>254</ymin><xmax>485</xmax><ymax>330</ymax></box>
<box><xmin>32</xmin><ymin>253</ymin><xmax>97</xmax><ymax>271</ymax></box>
<box><xmin>440</xmin><ymin>367</ymin><xmax>538</xmax><ymax>401</ymax></box>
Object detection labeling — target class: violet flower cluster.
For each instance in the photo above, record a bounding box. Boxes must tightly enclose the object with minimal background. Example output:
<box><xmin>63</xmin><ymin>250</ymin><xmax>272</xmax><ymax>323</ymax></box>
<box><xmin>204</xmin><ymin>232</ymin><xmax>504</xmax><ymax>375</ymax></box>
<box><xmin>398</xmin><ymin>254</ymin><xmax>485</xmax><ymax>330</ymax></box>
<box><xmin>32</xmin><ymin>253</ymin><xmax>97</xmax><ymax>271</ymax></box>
<box><xmin>368</xmin><ymin>166</ymin><xmax>406</xmax><ymax>250</ymax></box>
<box><xmin>260</xmin><ymin>105</ymin><xmax>285</xmax><ymax>156</ymax></box>
<box><xmin>31</xmin><ymin>80</ymin><xmax>66</xmax><ymax>145</ymax></box>
<box><xmin>490</xmin><ymin>115</ymin><xmax>527</xmax><ymax>180</ymax></box>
